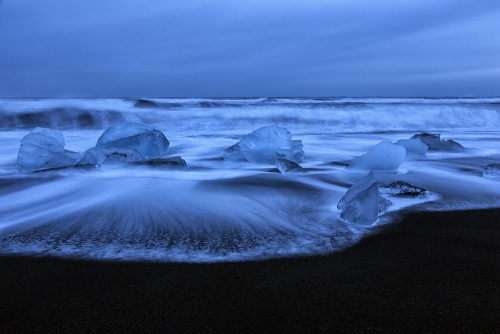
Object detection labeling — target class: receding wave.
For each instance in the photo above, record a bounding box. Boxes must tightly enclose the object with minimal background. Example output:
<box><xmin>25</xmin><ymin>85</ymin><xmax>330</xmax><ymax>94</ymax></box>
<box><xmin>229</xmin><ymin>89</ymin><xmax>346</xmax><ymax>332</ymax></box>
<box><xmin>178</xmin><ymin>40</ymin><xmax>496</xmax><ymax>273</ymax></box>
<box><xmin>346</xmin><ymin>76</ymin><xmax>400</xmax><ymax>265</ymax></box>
<box><xmin>0</xmin><ymin>174</ymin><xmax>362</xmax><ymax>262</ymax></box>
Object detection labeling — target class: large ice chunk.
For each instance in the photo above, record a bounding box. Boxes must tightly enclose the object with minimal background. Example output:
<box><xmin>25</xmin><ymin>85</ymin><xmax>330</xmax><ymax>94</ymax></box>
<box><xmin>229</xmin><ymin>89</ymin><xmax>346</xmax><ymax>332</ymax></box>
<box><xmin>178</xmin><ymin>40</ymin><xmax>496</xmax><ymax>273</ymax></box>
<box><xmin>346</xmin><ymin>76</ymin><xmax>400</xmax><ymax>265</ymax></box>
<box><xmin>223</xmin><ymin>124</ymin><xmax>304</xmax><ymax>164</ymax></box>
<box><xmin>396</xmin><ymin>138</ymin><xmax>428</xmax><ymax>158</ymax></box>
<box><xmin>337</xmin><ymin>172</ymin><xmax>391</xmax><ymax>225</ymax></box>
<box><xmin>96</xmin><ymin>122</ymin><xmax>169</xmax><ymax>159</ymax></box>
<box><xmin>411</xmin><ymin>133</ymin><xmax>464</xmax><ymax>152</ymax></box>
<box><xmin>17</xmin><ymin>127</ymin><xmax>81</xmax><ymax>170</ymax></box>
<box><xmin>483</xmin><ymin>164</ymin><xmax>500</xmax><ymax>177</ymax></box>
<box><xmin>347</xmin><ymin>140</ymin><xmax>406</xmax><ymax>172</ymax></box>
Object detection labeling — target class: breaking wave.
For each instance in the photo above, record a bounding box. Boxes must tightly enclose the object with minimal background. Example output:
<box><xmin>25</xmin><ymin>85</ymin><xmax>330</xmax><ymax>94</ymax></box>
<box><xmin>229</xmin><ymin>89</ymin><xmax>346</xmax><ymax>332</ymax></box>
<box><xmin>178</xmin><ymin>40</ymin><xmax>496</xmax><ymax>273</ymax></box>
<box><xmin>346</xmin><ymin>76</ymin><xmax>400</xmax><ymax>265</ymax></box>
<box><xmin>1</xmin><ymin>98</ymin><xmax>499</xmax><ymax>134</ymax></box>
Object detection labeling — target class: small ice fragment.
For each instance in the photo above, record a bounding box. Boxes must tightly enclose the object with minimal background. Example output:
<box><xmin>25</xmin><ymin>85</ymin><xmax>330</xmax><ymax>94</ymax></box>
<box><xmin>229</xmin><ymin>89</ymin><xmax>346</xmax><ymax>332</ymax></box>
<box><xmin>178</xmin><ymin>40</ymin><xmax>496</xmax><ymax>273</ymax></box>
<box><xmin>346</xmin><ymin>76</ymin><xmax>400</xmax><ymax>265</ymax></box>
<box><xmin>338</xmin><ymin>171</ymin><xmax>376</xmax><ymax>210</ymax></box>
<box><xmin>379</xmin><ymin>181</ymin><xmax>431</xmax><ymax>198</ymax></box>
<box><xmin>396</xmin><ymin>138</ymin><xmax>428</xmax><ymax>158</ymax></box>
<box><xmin>411</xmin><ymin>133</ymin><xmax>464</xmax><ymax>152</ymax></box>
<box><xmin>337</xmin><ymin>171</ymin><xmax>391</xmax><ymax>225</ymax></box>
<box><xmin>78</xmin><ymin>147</ymin><xmax>143</xmax><ymax>165</ymax></box>
<box><xmin>96</xmin><ymin>122</ymin><xmax>169</xmax><ymax>159</ymax></box>
<box><xmin>64</xmin><ymin>150</ymin><xmax>83</xmax><ymax>161</ymax></box>
<box><xmin>223</xmin><ymin>124</ymin><xmax>304</xmax><ymax>164</ymax></box>
<box><xmin>130</xmin><ymin>156</ymin><xmax>187</xmax><ymax>169</ymax></box>
<box><xmin>340</xmin><ymin>183</ymin><xmax>380</xmax><ymax>225</ymax></box>
<box><xmin>223</xmin><ymin>143</ymin><xmax>246</xmax><ymax>161</ymax></box>
<box><xmin>347</xmin><ymin>140</ymin><xmax>406</xmax><ymax>172</ymax></box>
<box><xmin>276</xmin><ymin>159</ymin><xmax>303</xmax><ymax>174</ymax></box>
<box><xmin>17</xmin><ymin>127</ymin><xmax>80</xmax><ymax>170</ymax></box>
<box><xmin>483</xmin><ymin>164</ymin><xmax>500</xmax><ymax>177</ymax></box>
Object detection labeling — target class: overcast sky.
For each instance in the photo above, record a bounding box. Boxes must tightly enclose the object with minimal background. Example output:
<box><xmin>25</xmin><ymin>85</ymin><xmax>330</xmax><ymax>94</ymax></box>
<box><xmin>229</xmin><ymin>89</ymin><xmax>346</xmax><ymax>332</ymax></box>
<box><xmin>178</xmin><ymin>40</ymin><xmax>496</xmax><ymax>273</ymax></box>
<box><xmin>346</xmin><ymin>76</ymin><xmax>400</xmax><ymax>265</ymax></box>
<box><xmin>1</xmin><ymin>0</ymin><xmax>499</xmax><ymax>97</ymax></box>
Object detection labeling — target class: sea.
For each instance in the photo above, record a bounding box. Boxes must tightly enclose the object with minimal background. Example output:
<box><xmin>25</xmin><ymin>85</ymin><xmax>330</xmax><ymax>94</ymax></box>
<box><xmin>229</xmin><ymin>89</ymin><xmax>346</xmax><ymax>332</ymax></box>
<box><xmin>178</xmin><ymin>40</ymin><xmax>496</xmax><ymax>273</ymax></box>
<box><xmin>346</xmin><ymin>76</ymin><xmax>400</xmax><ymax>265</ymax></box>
<box><xmin>0</xmin><ymin>97</ymin><xmax>499</xmax><ymax>262</ymax></box>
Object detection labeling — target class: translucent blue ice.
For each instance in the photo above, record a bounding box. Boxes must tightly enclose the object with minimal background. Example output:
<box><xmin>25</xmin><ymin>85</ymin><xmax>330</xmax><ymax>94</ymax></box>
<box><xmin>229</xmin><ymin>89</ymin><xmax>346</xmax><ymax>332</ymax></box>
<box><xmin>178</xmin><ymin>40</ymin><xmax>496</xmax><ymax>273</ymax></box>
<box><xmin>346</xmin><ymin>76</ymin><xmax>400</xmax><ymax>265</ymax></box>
<box><xmin>411</xmin><ymin>133</ymin><xmax>464</xmax><ymax>152</ymax></box>
<box><xmin>348</xmin><ymin>140</ymin><xmax>406</xmax><ymax>172</ymax></box>
<box><xmin>338</xmin><ymin>171</ymin><xmax>391</xmax><ymax>225</ymax></box>
<box><xmin>224</xmin><ymin>124</ymin><xmax>304</xmax><ymax>164</ymax></box>
<box><xmin>17</xmin><ymin>127</ymin><xmax>81</xmax><ymax>170</ymax></box>
<box><xmin>79</xmin><ymin>123</ymin><xmax>170</xmax><ymax>164</ymax></box>
<box><xmin>396</xmin><ymin>138</ymin><xmax>428</xmax><ymax>158</ymax></box>
<box><xmin>276</xmin><ymin>159</ymin><xmax>303</xmax><ymax>174</ymax></box>
<box><xmin>79</xmin><ymin>147</ymin><xmax>143</xmax><ymax>165</ymax></box>
<box><xmin>96</xmin><ymin>122</ymin><xmax>169</xmax><ymax>159</ymax></box>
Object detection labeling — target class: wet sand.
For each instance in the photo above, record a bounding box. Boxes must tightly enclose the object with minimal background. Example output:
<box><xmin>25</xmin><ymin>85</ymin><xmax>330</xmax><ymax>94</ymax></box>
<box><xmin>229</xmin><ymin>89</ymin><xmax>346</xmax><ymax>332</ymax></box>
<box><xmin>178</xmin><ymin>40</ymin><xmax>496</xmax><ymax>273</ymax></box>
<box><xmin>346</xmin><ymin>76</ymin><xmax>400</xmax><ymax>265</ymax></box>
<box><xmin>1</xmin><ymin>209</ymin><xmax>499</xmax><ymax>333</ymax></box>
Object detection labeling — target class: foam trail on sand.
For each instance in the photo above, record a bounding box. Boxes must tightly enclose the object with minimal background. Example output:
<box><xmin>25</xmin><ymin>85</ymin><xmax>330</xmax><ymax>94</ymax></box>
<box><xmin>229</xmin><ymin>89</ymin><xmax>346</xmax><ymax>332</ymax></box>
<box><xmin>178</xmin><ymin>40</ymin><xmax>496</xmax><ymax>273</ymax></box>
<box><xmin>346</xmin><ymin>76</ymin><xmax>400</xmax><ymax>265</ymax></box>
<box><xmin>0</xmin><ymin>174</ymin><xmax>363</xmax><ymax>262</ymax></box>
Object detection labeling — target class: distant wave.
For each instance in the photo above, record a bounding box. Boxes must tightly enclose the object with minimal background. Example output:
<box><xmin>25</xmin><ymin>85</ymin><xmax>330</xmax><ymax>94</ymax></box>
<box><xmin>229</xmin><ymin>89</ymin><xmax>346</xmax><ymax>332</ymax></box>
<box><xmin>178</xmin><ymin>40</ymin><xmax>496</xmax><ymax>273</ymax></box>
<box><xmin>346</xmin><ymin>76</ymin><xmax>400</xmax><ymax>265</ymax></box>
<box><xmin>1</xmin><ymin>98</ymin><xmax>499</xmax><ymax>134</ymax></box>
<box><xmin>131</xmin><ymin>97</ymin><xmax>500</xmax><ymax>108</ymax></box>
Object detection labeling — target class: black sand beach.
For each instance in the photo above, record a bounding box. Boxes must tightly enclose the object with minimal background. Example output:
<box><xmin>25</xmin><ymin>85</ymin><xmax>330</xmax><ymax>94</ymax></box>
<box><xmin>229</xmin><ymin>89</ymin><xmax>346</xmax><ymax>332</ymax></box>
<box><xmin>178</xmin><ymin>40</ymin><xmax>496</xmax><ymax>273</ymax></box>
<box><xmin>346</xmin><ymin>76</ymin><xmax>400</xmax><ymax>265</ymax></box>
<box><xmin>1</xmin><ymin>209</ymin><xmax>499</xmax><ymax>333</ymax></box>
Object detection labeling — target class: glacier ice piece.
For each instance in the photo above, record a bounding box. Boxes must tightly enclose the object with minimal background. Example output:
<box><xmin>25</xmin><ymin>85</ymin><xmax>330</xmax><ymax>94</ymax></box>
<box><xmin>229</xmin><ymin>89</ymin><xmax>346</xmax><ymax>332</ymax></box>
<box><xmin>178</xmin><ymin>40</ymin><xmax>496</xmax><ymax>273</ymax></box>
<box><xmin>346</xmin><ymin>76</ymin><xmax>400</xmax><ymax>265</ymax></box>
<box><xmin>347</xmin><ymin>140</ymin><xmax>406</xmax><ymax>172</ymax></box>
<box><xmin>223</xmin><ymin>143</ymin><xmax>246</xmax><ymax>161</ymax></box>
<box><xmin>223</xmin><ymin>124</ymin><xmax>304</xmax><ymax>164</ymax></box>
<box><xmin>17</xmin><ymin>127</ymin><xmax>81</xmax><ymax>170</ymax></box>
<box><xmin>96</xmin><ymin>122</ymin><xmax>169</xmax><ymax>159</ymax></box>
<box><xmin>337</xmin><ymin>172</ymin><xmax>391</xmax><ymax>225</ymax></box>
<box><xmin>64</xmin><ymin>150</ymin><xmax>83</xmax><ymax>161</ymax></box>
<box><xmin>338</xmin><ymin>172</ymin><xmax>377</xmax><ymax>210</ymax></box>
<box><xmin>483</xmin><ymin>164</ymin><xmax>500</xmax><ymax>177</ymax></box>
<box><xmin>337</xmin><ymin>171</ymin><xmax>391</xmax><ymax>212</ymax></box>
<box><xmin>130</xmin><ymin>156</ymin><xmax>187</xmax><ymax>169</ymax></box>
<box><xmin>411</xmin><ymin>133</ymin><xmax>464</xmax><ymax>152</ymax></box>
<box><xmin>340</xmin><ymin>183</ymin><xmax>381</xmax><ymax>225</ymax></box>
<box><xmin>396</xmin><ymin>138</ymin><xmax>428</xmax><ymax>158</ymax></box>
<box><xmin>379</xmin><ymin>181</ymin><xmax>431</xmax><ymax>198</ymax></box>
<box><xmin>276</xmin><ymin>159</ymin><xmax>303</xmax><ymax>174</ymax></box>
<box><xmin>78</xmin><ymin>147</ymin><xmax>143</xmax><ymax>165</ymax></box>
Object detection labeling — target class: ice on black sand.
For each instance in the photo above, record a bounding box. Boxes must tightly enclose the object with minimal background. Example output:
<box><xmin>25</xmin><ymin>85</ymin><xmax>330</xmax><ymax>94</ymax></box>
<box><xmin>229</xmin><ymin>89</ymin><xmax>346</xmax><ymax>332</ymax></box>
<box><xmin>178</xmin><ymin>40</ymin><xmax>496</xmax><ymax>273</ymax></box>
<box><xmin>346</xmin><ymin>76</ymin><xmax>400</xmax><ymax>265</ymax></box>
<box><xmin>17</xmin><ymin>127</ymin><xmax>81</xmax><ymax>170</ymax></box>
<box><xmin>276</xmin><ymin>159</ymin><xmax>303</xmax><ymax>174</ymax></box>
<box><xmin>223</xmin><ymin>124</ymin><xmax>304</xmax><ymax>164</ymax></box>
<box><xmin>411</xmin><ymin>133</ymin><xmax>464</xmax><ymax>152</ymax></box>
<box><xmin>96</xmin><ymin>122</ymin><xmax>169</xmax><ymax>159</ymax></box>
<box><xmin>79</xmin><ymin>147</ymin><xmax>144</xmax><ymax>165</ymax></box>
<box><xmin>347</xmin><ymin>140</ymin><xmax>406</xmax><ymax>172</ymax></box>
<box><xmin>79</xmin><ymin>122</ymin><xmax>171</xmax><ymax>165</ymax></box>
<box><xmin>18</xmin><ymin>123</ymin><xmax>183</xmax><ymax>171</ymax></box>
<box><xmin>337</xmin><ymin>171</ymin><xmax>391</xmax><ymax>225</ymax></box>
<box><xmin>396</xmin><ymin>138</ymin><xmax>428</xmax><ymax>158</ymax></box>
<box><xmin>379</xmin><ymin>181</ymin><xmax>431</xmax><ymax>198</ymax></box>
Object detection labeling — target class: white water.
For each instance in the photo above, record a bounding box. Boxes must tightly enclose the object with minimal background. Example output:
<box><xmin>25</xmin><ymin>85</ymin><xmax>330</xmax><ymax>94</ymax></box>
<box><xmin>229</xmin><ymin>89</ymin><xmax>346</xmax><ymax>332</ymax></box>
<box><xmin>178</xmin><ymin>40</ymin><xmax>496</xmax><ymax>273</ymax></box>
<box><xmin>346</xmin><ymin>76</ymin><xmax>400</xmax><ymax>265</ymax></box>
<box><xmin>0</xmin><ymin>98</ymin><xmax>499</xmax><ymax>262</ymax></box>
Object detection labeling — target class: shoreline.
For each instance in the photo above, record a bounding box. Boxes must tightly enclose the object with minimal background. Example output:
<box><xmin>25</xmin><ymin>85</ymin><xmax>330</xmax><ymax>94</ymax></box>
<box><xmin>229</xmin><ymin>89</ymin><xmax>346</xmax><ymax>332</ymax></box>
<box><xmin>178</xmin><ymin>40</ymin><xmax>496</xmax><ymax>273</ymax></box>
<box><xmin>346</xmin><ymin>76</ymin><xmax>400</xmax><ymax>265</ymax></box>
<box><xmin>1</xmin><ymin>208</ymin><xmax>499</xmax><ymax>332</ymax></box>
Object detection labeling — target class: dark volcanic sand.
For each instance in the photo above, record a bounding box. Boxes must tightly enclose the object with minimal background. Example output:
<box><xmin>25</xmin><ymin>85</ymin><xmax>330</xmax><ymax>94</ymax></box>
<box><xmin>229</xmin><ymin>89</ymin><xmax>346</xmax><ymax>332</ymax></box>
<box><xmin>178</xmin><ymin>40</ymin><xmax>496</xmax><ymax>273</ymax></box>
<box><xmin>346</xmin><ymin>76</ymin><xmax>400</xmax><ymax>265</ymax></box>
<box><xmin>1</xmin><ymin>209</ymin><xmax>499</xmax><ymax>333</ymax></box>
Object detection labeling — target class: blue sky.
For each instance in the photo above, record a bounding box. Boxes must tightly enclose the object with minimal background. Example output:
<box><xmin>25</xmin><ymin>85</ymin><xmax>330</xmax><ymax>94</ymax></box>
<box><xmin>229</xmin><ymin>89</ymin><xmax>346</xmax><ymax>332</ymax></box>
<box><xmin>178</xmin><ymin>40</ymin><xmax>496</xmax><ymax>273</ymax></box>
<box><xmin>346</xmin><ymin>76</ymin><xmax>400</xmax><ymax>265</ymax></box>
<box><xmin>0</xmin><ymin>0</ymin><xmax>499</xmax><ymax>97</ymax></box>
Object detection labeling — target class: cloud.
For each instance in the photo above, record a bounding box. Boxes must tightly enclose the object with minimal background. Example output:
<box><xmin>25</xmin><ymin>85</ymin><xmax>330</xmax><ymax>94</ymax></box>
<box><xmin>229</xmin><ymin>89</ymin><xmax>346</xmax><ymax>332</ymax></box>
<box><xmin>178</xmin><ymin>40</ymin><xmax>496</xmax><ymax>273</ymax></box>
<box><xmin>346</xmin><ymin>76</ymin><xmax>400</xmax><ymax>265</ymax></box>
<box><xmin>0</xmin><ymin>0</ymin><xmax>499</xmax><ymax>97</ymax></box>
